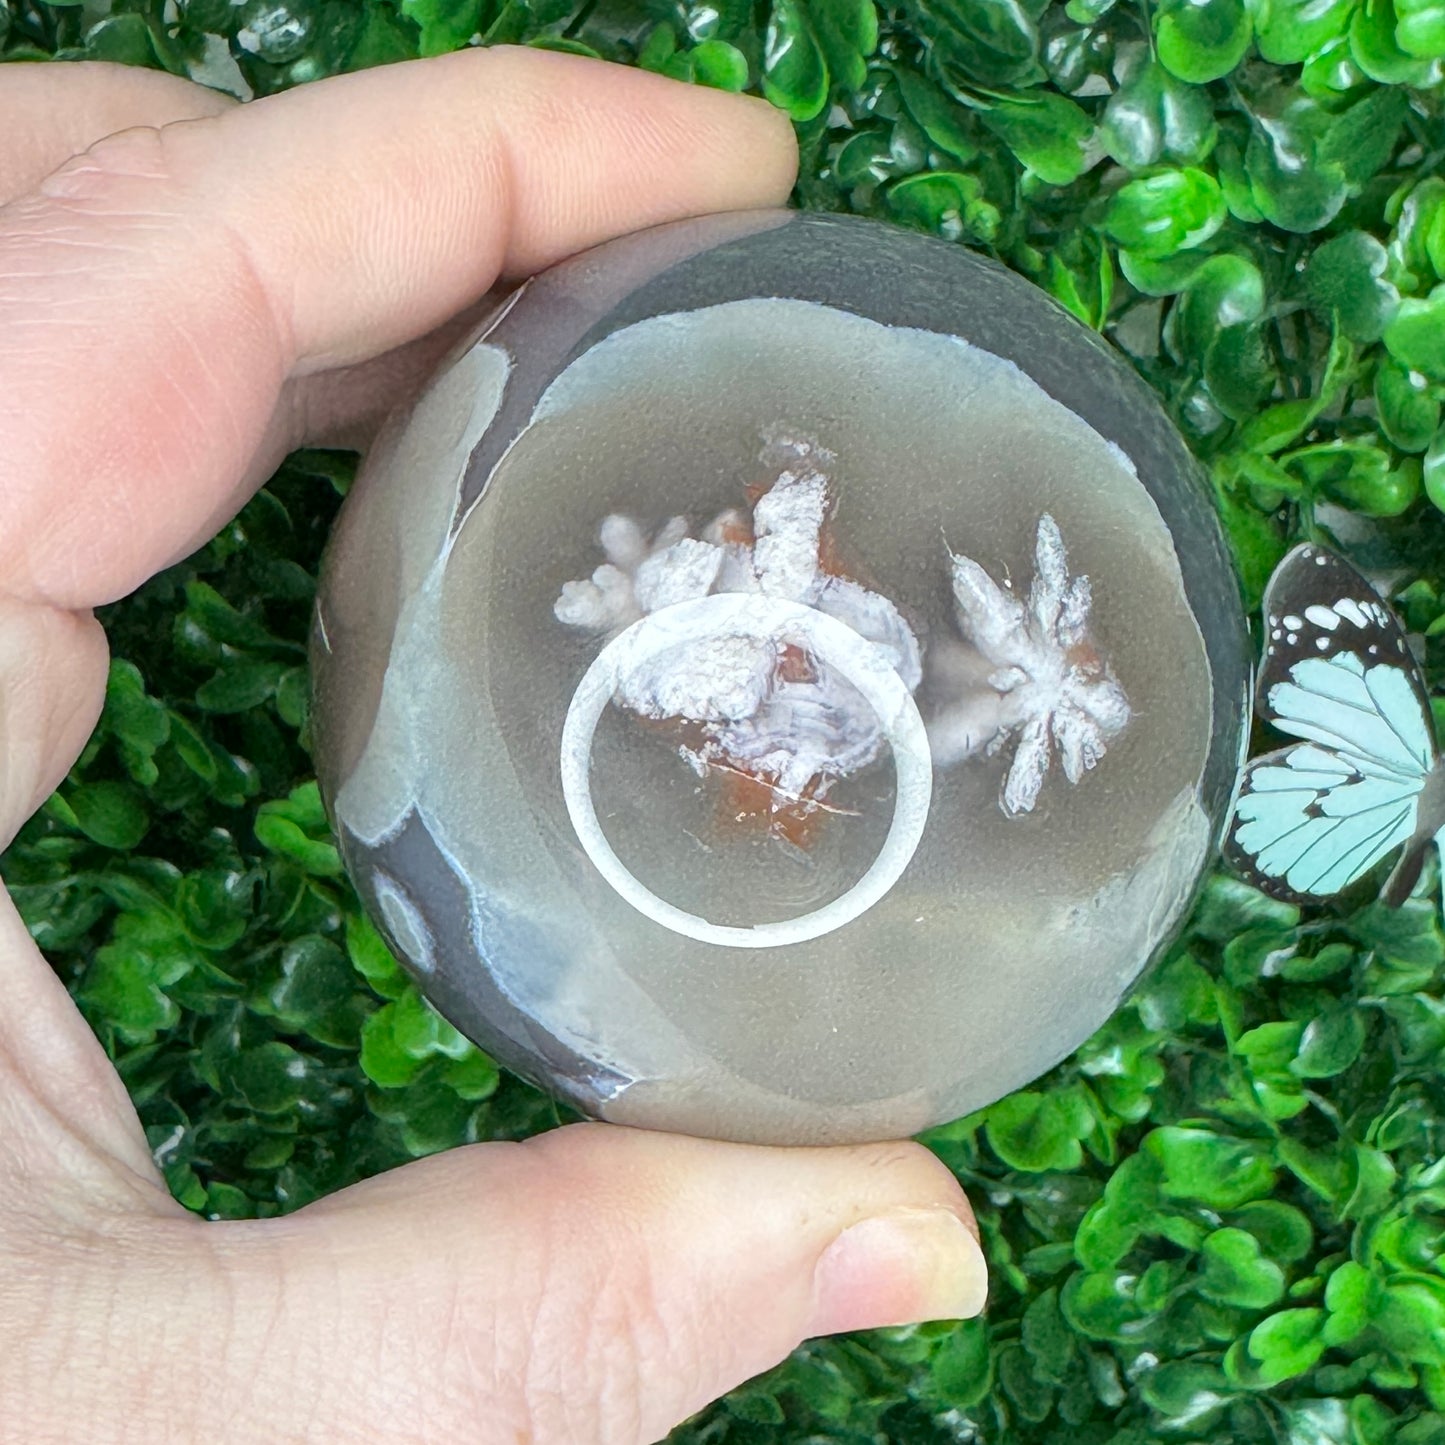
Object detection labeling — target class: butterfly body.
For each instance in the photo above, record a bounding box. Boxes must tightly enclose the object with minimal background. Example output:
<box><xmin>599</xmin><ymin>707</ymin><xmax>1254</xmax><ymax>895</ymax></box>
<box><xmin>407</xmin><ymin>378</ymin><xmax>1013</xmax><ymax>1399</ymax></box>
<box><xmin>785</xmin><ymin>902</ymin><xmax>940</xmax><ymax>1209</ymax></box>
<box><xmin>1225</xmin><ymin>544</ymin><xmax>1445</xmax><ymax>910</ymax></box>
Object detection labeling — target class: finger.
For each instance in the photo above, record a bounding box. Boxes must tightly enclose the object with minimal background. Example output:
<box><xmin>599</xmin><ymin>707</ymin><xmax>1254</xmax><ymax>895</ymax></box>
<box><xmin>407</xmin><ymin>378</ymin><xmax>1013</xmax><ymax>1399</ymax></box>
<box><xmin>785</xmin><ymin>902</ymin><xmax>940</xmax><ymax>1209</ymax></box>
<box><xmin>0</xmin><ymin>48</ymin><xmax>798</xmax><ymax>612</ymax></box>
<box><xmin>0</xmin><ymin>61</ymin><xmax>232</xmax><ymax>203</ymax></box>
<box><xmin>0</xmin><ymin>598</ymin><xmax>169</xmax><ymax>1208</ymax></box>
<box><xmin>0</xmin><ymin>597</ymin><xmax>107</xmax><ymax>848</ymax></box>
<box><xmin>210</xmin><ymin>1125</ymin><xmax>988</xmax><ymax>1444</ymax></box>
<box><xmin>289</xmin><ymin>292</ymin><xmax>511</xmax><ymax>453</ymax></box>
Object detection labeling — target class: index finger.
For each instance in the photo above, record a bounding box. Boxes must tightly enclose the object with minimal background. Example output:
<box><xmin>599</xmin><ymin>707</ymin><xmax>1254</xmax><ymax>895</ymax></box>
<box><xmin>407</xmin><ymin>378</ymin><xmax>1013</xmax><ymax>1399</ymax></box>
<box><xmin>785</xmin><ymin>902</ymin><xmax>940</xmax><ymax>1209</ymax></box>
<box><xmin>0</xmin><ymin>48</ymin><xmax>797</xmax><ymax>611</ymax></box>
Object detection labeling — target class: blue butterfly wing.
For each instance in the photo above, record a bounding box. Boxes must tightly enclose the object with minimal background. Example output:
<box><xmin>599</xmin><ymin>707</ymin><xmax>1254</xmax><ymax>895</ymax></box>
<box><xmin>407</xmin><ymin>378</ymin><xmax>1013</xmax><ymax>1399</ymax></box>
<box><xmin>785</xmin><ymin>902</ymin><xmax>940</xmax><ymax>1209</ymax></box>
<box><xmin>1225</xmin><ymin>543</ymin><xmax>1437</xmax><ymax>904</ymax></box>
<box><xmin>1228</xmin><ymin>743</ymin><xmax>1423</xmax><ymax>899</ymax></box>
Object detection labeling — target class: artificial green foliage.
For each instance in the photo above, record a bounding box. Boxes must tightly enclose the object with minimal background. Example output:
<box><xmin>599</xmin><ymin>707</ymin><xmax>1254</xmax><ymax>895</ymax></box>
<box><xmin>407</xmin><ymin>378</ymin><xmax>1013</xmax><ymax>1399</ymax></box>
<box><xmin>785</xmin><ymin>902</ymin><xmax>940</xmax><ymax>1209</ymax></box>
<box><xmin>3</xmin><ymin>0</ymin><xmax>1445</xmax><ymax>1441</ymax></box>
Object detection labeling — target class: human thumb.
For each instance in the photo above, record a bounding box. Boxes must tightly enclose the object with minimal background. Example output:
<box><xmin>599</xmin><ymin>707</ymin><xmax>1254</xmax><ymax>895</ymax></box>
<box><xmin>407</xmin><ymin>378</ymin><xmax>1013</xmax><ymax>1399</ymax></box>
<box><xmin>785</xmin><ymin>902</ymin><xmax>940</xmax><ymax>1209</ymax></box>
<box><xmin>209</xmin><ymin>1122</ymin><xmax>988</xmax><ymax>1443</ymax></box>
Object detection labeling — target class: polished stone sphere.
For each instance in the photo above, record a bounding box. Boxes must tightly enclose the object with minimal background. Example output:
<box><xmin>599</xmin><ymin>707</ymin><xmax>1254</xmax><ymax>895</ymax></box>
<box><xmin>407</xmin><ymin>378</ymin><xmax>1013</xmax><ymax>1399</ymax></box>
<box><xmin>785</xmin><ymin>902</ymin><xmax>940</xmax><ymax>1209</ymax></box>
<box><xmin>311</xmin><ymin>209</ymin><xmax>1250</xmax><ymax>1146</ymax></box>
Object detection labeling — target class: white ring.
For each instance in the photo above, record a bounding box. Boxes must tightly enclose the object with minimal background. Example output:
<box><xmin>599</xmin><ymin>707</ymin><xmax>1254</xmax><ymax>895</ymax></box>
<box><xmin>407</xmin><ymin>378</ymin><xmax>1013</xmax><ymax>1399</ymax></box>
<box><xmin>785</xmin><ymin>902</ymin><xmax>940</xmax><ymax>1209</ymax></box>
<box><xmin>560</xmin><ymin>593</ymin><xmax>932</xmax><ymax>948</ymax></box>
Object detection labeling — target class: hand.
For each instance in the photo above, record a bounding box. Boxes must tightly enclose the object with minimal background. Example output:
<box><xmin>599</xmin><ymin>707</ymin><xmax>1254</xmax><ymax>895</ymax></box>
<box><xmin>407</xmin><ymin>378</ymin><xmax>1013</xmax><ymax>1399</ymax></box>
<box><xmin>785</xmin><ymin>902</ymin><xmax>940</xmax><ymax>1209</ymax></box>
<box><xmin>0</xmin><ymin>54</ymin><xmax>987</xmax><ymax>1443</ymax></box>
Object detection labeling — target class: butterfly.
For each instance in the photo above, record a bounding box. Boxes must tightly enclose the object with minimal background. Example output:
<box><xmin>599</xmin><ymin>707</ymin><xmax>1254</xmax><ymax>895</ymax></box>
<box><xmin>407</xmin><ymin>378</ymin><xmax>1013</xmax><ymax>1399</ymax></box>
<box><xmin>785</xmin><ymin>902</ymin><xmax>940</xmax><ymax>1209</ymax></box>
<box><xmin>1224</xmin><ymin>542</ymin><xmax>1445</xmax><ymax>912</ymax></box>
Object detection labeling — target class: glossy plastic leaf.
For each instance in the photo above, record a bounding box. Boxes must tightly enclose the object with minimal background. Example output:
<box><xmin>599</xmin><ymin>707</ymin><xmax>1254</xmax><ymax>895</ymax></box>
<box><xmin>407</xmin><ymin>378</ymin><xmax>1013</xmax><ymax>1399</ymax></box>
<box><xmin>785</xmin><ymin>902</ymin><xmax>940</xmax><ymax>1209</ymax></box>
<box><xmin>1254</xmin><ymin>0</ymin><xmax>1356</xmax><ymax>62</ymax></box>
<box><xmin>1396</xmin><ymin>0</ymin><xmax>1445</xmax><ymax>56</ymax></box>
<box><xmin>687</xmin><ymin>38</ymin><xmax>749</xmax><ymax>89</ymax></box>
<box><xmin>1245</xmin><ymin>92</ymin><xmax>1347</xmax><ymax>233</ymax></box>
<box><xmin>1384</xmin><ymin>287</ymin><xmax>1445</xmax><ymax>380</ymax></box>
<box><xmin>399</xmin><ymin>0</ymin><xmax>483</xmax><ymax>55</ymax></box>
<box><xmin>1155</xmin><ymin>0</ymin><xmax>1252</xmax><ymax>81</ymax></box>
<box><xmin>1103</xmin><ymin>169</ymin><xmax>1225</xmax><ymax>259</ymax></box>
<box><xmin>981</xmin><ymin>90</ymin><xmax>1094</xmax><ymax>184</ymax></box>
<box><xmin>809</xmin><ymin>0</ymin><xmax>877</xmax><ymax>94</ymax></box>
<box><xmin>1146</xmin><ymin>1127</ymin><xmax>1278</xmax><ymax>1208</ymax></box>
<box><xmin>1369</xmin><ymin>361</ymin><xmax>1439</xmax><ymax>450</ymax></box>
<box><xmin>1100</xmin><ymin>55</ymin><xmax>1217</xmax><ymax>170</ymax></box>
<box><xmin>761</xmin><ymin>0</ymin><xmax>828</xmax><ymax>121</ymax></box>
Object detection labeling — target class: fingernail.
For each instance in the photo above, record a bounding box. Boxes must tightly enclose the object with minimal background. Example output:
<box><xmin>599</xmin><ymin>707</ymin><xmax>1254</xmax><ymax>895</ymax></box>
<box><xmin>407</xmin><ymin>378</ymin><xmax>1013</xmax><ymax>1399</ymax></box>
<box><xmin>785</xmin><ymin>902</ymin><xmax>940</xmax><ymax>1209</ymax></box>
<box><xmin>806</xmin><ymin>1207</ymin><xmax>989</xmax><ymax>1338</ymax></box>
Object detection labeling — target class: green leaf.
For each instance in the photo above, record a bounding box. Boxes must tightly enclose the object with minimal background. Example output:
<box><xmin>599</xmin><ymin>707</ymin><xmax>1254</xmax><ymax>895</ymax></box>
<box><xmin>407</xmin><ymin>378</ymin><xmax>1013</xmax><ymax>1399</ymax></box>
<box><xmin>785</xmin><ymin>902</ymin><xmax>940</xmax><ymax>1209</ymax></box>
<box><xmin>398</xmin><ymin>0</ymin><xmax>482</xmax><ymax>55</ymax></box>
<box><xmin>195</xmin><ymin>656</ymin><xmax>287</xmax><ymax>713</ymax></box>
<box><xmin>761</xmin><ymin>0</ymin><xmax>828</xmax><ymax>121</ymax></box>
<box><xmin>1351</xmin><ymin>0</ymin><xmax>1441</xmax><ymax>82</ymax></box>
<box><xmin>888</xmin><ymin>171</ymin><xmax>988</xmax><ymax>241</ymax></box>
<box><xmin>444</xmin><ymin>1048</ymin><xmax>500</xmax><ymax>1101</ymax></box>
<box><xmin>83</xmin><ymin>11</ymin><xmax>157</xmax><ymax>62</ymax></box>
<box><xmin>687</xmin><ymin>38</ymin><xmax>749</xmax><ymax>89</ymax></box>
<box><xmin>1021</xmin><ymin>1287</ymin><xmax>1075</xmax><ymax>1382</ymax></box>
<box><xmin>1100</xmin><ymin>56</ymin><xmax>1217</xmax><ymax>170</ymax></box>
<box><xmin>1377</xmin><ymin>359</ymin><xmax>1442</xmax><ymax>452</ymax></box>
<box><xmin>1323</xmin><ymin>1260</ymin><xmax>1384</xmax><ymax>1344</ymax></box>
<box><xmin>1155</xmin><ymin>0</ymin><xmax>1253</xmax><ymax>81</ymax></box>
<box><xmin>1426</xmin><ymin>423</ymin><xmax>1445</xmax><ymax>513</ymax></box>
<box><xmin>1227</xmin><ymin>1201</ymin><xmax>1315</xmax><ymax>1263</ymax></box>
<box><xmin>229</xmin><ymin>1040</ymin><xmax>311</xmax><ymax>1114</ymax></box>
<box><xmin>1291</xmin><ymin>1003</ymin><xmax>1367</xmax><ymax>1077</ymax></box>
<box><xmin>1206</xmin><ymin>322</ymin><xmax>1277</xmax><ymax>421</ymax></box>
<box><xmin>1284</xmin><ymin>439</ymin><xmax>1407</xmax><ymax>516</ymax></box>
<box><xmin>1247</xmin><ymin>1308</ymin><xmax>1328</xmax><ymax>1383</ymax></box>
<box><xmin>1145</xmin><ymin>1126</ymin><xmax>1278</xmax><ymax>1208</ymax></box>
<box><xmin>931</xmin><ymin>1317</ymin><xmax>993</xmax><ymax>1406</ymax></box>
<box><xmin>254</xmin><ymin>790</ymin><xmax>343</xmax><ymax>876</ymax></box>
<box><xmin>895</xmin><ymin>66</ymin><xmax>978</xmax><ymax>161</ymax></box>
<box><xmin>981</xmin><ymin>91</ymin><xmax>1094</xmax><ymax>184</ymax></box>
<box><xmin>1118</xmin><ymin>245</ymin><xmax>1212</xmax><ymax>297</ymax></box>
<box><xmin>1048</xmin><ymin>236</ymin><xmax>1114</xmax><ymax>329</ymax></box>
<box><xmin>105</xmin><ymin>659</ymin><xmax>171</xmax><ymax>777</ymax></box>
<box><xmin>907</xmin><ymin>0</ymin><xmax>1044</xmax><ymax>87</ymax></box>
<box><xmin>67</xmin><ymin>780</ymin><xmax>151</xmax><ymax>850</ymax></box>
<box><xmin>1375</xmin><ymin>1279</ymin><xmax>1445</xmax><ymax>1364</ymax></box>
<box><xmin>391</xmin><ymin>985</ymin><xmax>472</xmax><ymax>1060</ymax></box>
<box><xmin>269</xmin><ymin>934</ymin><xmax>359</xmax><ymax>1042</ymax></box>
<box><xmin>808</xmin><ymin>0</ymin><xmax>876</xmax><ymax>93</ymax></box>
<box><xmin>997</xmin><ymin>1341</ymin><xmax>1054</xmax><ymax>1422</ymax></box>
<box><xmin>346</xmin><ymin>909</ymin><xmax>407</xmax><ymax>998</ymax></box>
<box><xmin>359</xmin><ymin>1002</ymin><xmax>426</xmax><ymax>1087</ymax></box>
<box><xmin>344</xmin><ymin>2</ymin><xmax>421</xmax><ymax>67</ymax></box>
<box><xmin>1074</xmin><ymin>1150</ymin><xmax>1165</xmax><ymax>1268</ymax></box>
<box><xmin>78</xmin><ymin>944</ymin><xmax>181</xmax><ymax>1040</ymax></box>
<box><xmin>1254</xmin><ymin>0</ymin><xmax>1356</xmax><ymax>62</ymax></box>
<box><xmin>1061</xmin><ymin>1270</ymin><xmax>1151</xmax><ymax>1342</ymax></box>
<box><xmin>274</xmin><ymin>666</ymin><xmax>310</xmax><ymax>729</ymax></box>
<box><xmin>1245</xmin><ymin>92</ymin><xmax>1346</xmax><ymax>233</ymax></box>
<box><xmin>1198</xmin><ymin>1228</ymin><xmax>1288</xmax><ymax>1310</ymax></box>
<box><xmin>985</xmin><ymin>1090</ymin><xmax>1090</xmax><ymax>1172</ymax></box>
<box><xmin>1304</xmin><ymin>231</ymin><xmax>1399</xmax><ymax>342</ymax></box>
<box><xmin>1384</xmin><ymin>287</ymin><xmax>1445</xmax><ymax>381</ymax></box>
<box><xmin>1397</xmin><ymin>0</ymin><xmax>1445</xmax><ymax>55</ymax></box>
<box><xmin>1103</xmin><ymin>169</ymin><xmax>1226</xmax><ymax>259</ymax></box>
<box><xmin>1318</xmin><ymin>85</ymin><xmax>1409</xmax><ymax>190</ymax></box>
<box><xmin>1139</xmin><ymin>1361</ymin><xmax>1232</xmax><ymax>1427</ymax></box>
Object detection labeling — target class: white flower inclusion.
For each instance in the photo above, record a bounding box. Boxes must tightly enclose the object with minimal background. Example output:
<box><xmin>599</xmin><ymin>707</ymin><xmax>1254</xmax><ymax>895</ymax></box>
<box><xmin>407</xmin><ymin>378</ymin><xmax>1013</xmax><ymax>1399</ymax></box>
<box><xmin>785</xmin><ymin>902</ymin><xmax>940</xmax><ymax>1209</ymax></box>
<box><xmin>930</xmin><ymin>514</ymin><xmax>1131</xmax><ymax>816</ymax></box>
<box><xmin>554</xmin><ymin>433</ymin><xmax>922</xmax><ymax>815</ymax></box>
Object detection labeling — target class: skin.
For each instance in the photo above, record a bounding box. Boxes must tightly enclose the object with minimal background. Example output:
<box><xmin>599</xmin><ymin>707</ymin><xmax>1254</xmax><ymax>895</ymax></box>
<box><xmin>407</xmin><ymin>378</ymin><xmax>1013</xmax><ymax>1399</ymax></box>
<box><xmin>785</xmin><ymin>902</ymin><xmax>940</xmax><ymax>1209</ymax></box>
<box><xmin>0</xmin><ymin>55</ymin><xmax>988</xmax><ymax>1445</ymax></box>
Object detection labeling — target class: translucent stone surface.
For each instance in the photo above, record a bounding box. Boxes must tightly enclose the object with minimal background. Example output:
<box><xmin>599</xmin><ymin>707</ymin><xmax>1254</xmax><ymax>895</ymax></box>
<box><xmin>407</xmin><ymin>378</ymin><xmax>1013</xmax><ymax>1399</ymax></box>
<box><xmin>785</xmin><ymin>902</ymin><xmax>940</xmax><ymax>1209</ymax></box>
<box><xmin>311</xmin><ymin>210</ymin><xmax>1250</xmax><ymax>1145</ymax></box>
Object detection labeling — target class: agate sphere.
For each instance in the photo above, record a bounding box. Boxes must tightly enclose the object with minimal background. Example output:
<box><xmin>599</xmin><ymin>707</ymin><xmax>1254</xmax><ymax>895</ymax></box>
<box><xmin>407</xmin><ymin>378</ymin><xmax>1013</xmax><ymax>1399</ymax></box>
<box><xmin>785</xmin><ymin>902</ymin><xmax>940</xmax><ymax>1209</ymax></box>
<box><xmin>311</xmin><ymin>209</ymin><xmax>1250</xmax><ymax>1146</ymax></box>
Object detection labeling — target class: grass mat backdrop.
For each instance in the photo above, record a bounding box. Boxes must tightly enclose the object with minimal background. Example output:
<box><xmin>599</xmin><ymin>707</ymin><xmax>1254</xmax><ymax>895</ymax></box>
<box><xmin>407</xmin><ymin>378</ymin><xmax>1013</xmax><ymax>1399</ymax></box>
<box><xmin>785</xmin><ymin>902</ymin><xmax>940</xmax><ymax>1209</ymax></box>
<box><xmin>3</xmin><ymin>0</ymin><xmax>1445</xmax><ymax>1440</ymax></box>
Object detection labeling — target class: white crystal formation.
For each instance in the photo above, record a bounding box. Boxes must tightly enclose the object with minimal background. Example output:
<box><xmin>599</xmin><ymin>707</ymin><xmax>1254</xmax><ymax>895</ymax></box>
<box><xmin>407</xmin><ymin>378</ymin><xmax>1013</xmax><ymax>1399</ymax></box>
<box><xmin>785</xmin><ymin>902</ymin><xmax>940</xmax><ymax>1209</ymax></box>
<box><xmin>554</xmin><ymin>433</ymin><xmax>922</xmax><ymax>810</ymax></box>
<box><xmin>929</xmin><ymin>513</ymin><xmax>1131</xmax><ymax>816</ymax></box>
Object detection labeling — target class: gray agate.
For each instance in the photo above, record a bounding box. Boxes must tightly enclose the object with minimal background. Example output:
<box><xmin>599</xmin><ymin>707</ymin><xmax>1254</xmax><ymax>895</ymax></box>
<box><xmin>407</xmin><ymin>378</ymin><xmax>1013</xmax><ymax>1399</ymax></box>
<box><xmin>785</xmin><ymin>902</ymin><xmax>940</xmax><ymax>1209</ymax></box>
<box><xmin>311</xmin><ymin>210</ymin><xmax>1250</xmax><ymax>1146</ymax></box>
